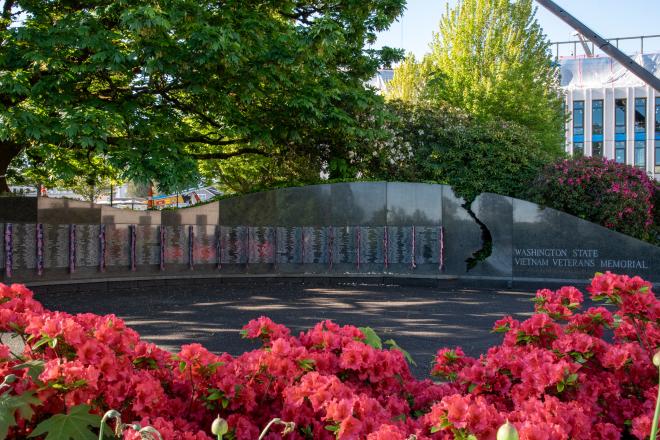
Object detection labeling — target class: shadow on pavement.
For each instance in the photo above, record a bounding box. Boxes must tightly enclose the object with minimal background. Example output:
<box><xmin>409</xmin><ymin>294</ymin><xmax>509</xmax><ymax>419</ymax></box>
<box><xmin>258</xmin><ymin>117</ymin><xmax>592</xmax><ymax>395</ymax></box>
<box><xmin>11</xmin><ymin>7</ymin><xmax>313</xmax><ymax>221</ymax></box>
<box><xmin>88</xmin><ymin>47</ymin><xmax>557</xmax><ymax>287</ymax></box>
<box><xmin>35</xmin><ymin>283</ymin><xmax>538</xmax><ymax>378</ymax></box>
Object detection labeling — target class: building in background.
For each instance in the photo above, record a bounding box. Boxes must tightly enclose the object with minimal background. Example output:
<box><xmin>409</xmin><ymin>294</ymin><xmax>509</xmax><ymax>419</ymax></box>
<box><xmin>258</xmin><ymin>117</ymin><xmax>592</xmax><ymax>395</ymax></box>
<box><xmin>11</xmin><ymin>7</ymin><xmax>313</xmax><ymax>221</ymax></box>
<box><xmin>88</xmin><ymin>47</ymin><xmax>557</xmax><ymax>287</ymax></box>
<box><xmin>367</xmin><ymin>69</ymin><xmax>394</xmax><ymax>94</ymax></box>
<box><xmin>562</xmin><ymin>51</ymin><xmax>659</xmax><ymax>178</ymax></box>
<box><xmin>373</xmin><ymin>35</ymin><xmax>660</xmax><ymax>179</ymax></box>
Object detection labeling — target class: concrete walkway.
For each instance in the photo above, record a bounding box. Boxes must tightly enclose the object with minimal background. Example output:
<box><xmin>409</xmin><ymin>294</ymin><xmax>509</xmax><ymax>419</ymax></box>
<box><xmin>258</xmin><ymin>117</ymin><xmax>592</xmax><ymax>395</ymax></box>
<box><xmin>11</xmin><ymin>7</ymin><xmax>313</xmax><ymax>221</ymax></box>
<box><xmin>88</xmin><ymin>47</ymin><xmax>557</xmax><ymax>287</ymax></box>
<box><xmin>33</xmin><ymin>282</ymin><xmax>540</xmax><ymax>378</ymax></box>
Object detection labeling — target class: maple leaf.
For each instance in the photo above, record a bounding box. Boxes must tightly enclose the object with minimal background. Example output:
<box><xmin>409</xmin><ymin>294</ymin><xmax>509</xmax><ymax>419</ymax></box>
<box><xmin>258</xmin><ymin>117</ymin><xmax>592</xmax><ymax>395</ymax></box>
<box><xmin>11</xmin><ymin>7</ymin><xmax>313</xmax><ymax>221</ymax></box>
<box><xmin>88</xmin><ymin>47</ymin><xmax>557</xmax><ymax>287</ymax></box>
<box><xmin>0</xmin><ymin>390</ymin><xmax>41</xmax><ymax>439</ymax></box>
<box><xmin>28</xmin><ymin>404</ymin><xmax>101</xmax><ymax>440</ymax></box>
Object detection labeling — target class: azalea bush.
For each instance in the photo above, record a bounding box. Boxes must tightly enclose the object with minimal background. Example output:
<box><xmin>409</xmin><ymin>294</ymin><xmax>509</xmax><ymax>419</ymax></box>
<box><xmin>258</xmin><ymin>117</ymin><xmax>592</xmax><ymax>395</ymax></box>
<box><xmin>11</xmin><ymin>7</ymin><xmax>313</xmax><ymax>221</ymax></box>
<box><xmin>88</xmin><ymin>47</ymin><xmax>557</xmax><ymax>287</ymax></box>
<box><xmin>0</xmin><ymin>272</ymin><xmax>658</xmax><ymax>439</ymax></box>
<box><xmin>528</xmin><ymin>157</ymin><xmax>657</xmax><ymax>243</ymax></box>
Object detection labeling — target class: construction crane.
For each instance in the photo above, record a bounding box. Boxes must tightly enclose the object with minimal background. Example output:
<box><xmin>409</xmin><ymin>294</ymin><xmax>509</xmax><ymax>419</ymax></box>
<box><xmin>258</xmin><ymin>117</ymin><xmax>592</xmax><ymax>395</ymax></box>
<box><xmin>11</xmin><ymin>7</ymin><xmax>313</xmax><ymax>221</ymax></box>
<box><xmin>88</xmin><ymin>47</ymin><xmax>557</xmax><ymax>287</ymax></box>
<box><xmin>573</xmin><ymin>32</ymin><xmax>593</xmax><ymax>57</ymax></box>
<box><xmin>536</xmin><ymin>0</ymin><xmax>660</xmax><ymax>91</ymax></box>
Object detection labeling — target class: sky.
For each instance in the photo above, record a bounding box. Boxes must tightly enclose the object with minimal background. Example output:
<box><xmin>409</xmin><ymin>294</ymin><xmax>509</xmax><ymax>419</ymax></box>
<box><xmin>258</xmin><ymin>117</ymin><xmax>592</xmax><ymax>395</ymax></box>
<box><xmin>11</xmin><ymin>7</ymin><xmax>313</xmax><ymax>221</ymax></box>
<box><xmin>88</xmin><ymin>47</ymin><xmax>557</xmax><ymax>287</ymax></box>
<box><xmin>373</xmin><ymin>0</ymin><xmax>660</xmax><ymax>60</ymax></box>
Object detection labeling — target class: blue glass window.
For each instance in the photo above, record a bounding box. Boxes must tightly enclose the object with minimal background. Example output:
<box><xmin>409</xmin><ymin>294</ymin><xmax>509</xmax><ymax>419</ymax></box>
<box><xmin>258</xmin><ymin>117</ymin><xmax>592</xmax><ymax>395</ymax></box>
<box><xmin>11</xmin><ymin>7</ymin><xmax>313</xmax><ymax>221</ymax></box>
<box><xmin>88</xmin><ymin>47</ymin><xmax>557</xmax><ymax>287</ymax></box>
<box><xmin>573</xmin><ymin>101</ymin><xmax>584</xmax><ymax>136</ymax></box>
<box><xmin>656</xmin><ymin>97</ymin><xmax>660</xmax><ymax>134</ymax></box>
<box><xmin>573</xmin><ymin>142</ymin><xmax>584</xmax><ymax>157</ymax></box>
<box><xmin>615</xmin><ymin>141</ymin><xmax>626</xmax><ymax>163</ymax></box>
<box><xmin>634</xmin><ymin>140</ymin><xmax>646</xmax><ymax>168</ymax></box>
<box><xmin>655</xmin><ymin>98</ymin><xmax>660</xmax><ymax>172</ymax></box>
<box><xmin>615</xmin><ymin>99</ymin><xmax>626</xmax><ymax>135</ymax></box>
<box><xmin>592</xmin><ymin>100</ymin><xmax>603</xmax><ymax>136</ymax></box>
<box><xmin>592</xmin><ymin>141</ymin><xmax>603</xmax><ymax>158</ymax></box>
<box><xmin>635</xmin><ymin>98</ymin><xmax>646</xmax><ymax>134</ymax></box>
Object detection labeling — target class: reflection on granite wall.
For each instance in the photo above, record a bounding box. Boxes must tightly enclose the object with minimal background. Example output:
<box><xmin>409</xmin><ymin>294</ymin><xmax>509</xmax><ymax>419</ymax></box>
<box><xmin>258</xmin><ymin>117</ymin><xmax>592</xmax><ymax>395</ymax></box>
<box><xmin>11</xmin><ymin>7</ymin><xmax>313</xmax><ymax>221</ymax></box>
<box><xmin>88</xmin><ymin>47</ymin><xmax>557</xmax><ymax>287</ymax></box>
<box><xmin>193</xmin><ymin>225</ymin><xmax>217</xmax><ymax>266</ymax></box>
<box><xmin>14</xmin><ymin>223</ymin><xmax>37</xmax><ymax>270</ymax></box>
<box><xmin>275</xmin><ymin>227</ymin><xmax>301</xmax><ymax>264</ymax></box>
<box><xmin>219</xmin><ymin>226</ymin><xmax>248</xmax><ymax>265</ymax></box>
<box><xmin>76</xmin><ymin>225</ymin><xmax>100</xmax><ymax>268</ymax></box>
<box><xmin>512</xmin><ymin>199</ymin><xmax>660</xmax><ymax>281</ymax></box>
<box><xmin>136</xmin><ymin>226</ymin><xmax>160</xmax><ymax>266</ymax></box>
<box><xmin>247</xmin><ymin>227</ymin><xmax>276</xmax><ymax>264</ymax></box>
<box><xmin>164</xmin><ymin>226</ymin><xmax>186</xmax><ymax>266</ymax></box>
<box><xmin>105</xmin><ymin>225</ymin><xmax>129</xmax><ymax>268</ymax></box>
<box><xmin>1</xmin><ymin>183</ymin><xmax>659</xmax><ymax>283</ymax></box>
<box><xmin>0</xmin><ymin>223</ymin><xmax>4</xmax><ymax>270</ymax></box>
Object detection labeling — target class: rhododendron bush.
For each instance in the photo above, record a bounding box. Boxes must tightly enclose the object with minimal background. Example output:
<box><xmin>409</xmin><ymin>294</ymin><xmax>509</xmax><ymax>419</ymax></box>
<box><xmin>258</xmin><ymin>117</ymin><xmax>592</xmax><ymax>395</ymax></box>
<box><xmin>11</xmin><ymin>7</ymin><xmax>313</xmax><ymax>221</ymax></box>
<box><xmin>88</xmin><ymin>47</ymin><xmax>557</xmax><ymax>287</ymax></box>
<box><xmin>0</xmin><ymin>272</ymin><xmax>658</xmax><ymax>439</ymax></box>
<box><xmin>528</xmin><ymin>157</ymin><xmax>657</xmax><ymax>244</ymax></box>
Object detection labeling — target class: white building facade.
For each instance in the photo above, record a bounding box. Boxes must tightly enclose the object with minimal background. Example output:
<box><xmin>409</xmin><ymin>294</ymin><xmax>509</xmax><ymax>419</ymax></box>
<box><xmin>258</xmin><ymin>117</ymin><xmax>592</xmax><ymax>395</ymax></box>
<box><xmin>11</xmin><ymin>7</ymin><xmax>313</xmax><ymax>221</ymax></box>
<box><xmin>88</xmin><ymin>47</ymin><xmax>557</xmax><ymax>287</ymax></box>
<box><xmin>560</xmin><ymin>53</ymin><xmax>660</xmax><ymax>178</ymax></box>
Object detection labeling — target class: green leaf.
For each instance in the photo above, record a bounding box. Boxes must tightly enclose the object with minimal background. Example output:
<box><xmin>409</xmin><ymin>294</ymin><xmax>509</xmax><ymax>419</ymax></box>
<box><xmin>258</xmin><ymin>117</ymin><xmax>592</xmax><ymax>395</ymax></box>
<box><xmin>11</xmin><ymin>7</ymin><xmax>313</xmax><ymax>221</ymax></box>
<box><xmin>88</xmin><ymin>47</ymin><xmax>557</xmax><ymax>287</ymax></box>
<box><xmin>0</xmin><ymin>391</ymin><xmax>42</xmax><ymax>439</ymax></box>
<box><xmin>324</xmin><ymin>424</ymin><xmax>340</xmax><ymax>432</ymax></box>
<box><xmin>296</xmin><ymin>358</ymin><xmax>316</xmax><ymax>372</ymax></box>
<box><xmin>13</xmin><ymin>360</ymin><xmax>45</xmax><ymax>382</ymax></box>
<box><xmin>556</xmin><ymin>382</ymin><xmax>565</xmax><ymax>393</ymax></box>
<box><xmin>358</xmin><ymin>327</ymin><xmax>382</xmax><ymax>349</ymax></box>
<box><xmin>29</xmin><ymin>404</ymin><xmax>101</xmax><ymax>440</ymax></box>
<box><xmin>33</xmin><ymin>336</ymin><xmax>53</xmax><ymax>350</ymax></box>
<box><xmin>384</xmin><ymin>339</ymin><xmax>417</xmax><ymax>366</ymax></box>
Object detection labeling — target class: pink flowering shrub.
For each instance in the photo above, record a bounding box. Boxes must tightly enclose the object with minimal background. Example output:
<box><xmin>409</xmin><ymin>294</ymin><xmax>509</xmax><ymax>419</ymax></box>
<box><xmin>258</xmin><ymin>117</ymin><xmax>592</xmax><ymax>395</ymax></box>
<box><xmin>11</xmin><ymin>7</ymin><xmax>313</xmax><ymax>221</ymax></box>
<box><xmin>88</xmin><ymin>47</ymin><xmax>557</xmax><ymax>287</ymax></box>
<box><xmin>529</xmin><ymin>157</ymin><xmax>657</xmax><ymax>243</ymax></box>
<box><xmin>0</xmin><ymin>271</ymin><xmax>658</xmax><ymax>439</ymax></box>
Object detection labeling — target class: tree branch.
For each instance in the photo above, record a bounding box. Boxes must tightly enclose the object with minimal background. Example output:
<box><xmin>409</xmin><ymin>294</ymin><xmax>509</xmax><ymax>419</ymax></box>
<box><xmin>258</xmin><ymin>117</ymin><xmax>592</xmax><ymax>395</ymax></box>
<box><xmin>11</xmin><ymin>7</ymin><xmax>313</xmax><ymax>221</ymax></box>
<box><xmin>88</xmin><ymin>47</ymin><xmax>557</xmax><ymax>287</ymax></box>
<box><xmin>189</xmin><ymin>148</ymin><xmax>271</xmax><ymax>160</ymax></box>
<box><xmin>161</xmin><ymin>91</ymin><xmax>226</xmax><ymax>130</ymax></box>
<box><xmin>179</xmin><ymin>136</ymin><xmax>248</xmax><ymax>146</ymax></box>
<box><xmin>2</xmin><ymin>0</ymin><xmax>15</xmax><ymax>21</ymax></box>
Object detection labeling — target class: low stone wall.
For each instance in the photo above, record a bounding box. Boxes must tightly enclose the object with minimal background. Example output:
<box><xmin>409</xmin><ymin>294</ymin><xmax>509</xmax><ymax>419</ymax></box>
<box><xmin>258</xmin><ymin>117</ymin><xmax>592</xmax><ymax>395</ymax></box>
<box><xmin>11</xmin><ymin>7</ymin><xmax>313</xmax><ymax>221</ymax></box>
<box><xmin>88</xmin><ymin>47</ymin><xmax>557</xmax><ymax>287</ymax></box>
<box><xmin>0</xmin><ymin>182</ymin><xmax>658</xmax><ymax>284</ymax></box>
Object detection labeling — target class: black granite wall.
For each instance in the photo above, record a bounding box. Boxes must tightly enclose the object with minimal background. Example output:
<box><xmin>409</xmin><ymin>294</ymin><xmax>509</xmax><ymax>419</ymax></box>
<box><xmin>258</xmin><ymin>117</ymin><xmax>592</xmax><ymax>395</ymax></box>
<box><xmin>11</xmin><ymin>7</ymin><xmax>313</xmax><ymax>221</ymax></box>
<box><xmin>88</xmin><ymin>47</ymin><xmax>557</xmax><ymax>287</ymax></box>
<box><xmin>1</xmin><ymin>182</ymin><xmax>658</xmax><ymax>284</ymax></box>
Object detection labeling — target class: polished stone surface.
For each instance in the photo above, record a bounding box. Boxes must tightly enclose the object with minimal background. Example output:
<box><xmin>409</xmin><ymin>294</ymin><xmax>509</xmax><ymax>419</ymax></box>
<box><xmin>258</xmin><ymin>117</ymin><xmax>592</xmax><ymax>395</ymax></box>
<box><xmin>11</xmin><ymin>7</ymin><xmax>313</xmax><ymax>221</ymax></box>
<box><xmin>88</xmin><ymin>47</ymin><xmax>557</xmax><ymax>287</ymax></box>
<box><xmin>247</xmin><ymin>227</ymin><xmax>276</xmax><ymax>264</ymax></box>
<box><xmin>192</xmin><ymin>225</ymin><xmax>217</xmax><ymax>265</ymax></box>
<box><xmin>13</xmin><ymin>223</ymin><xmax>37</xmax><ymax>269</ymax></box>
<box><xmin>218</xmin><ymin>191</ymin><xmax>277</xmax><ymax>226</ymax></box>
<box><xmin>219</xmin><ymin>226</ymin><xmax>248</xmax><ymax>265</ymax></box>
<box><xmin>76</xmin><ymin>225</ymin><xmax>100</xmax><ymax>268</ymax></box>
<box><xmin>468</xmin><ymin>193</ymin><xmax>513</xmax><ymax>278</ymax></box>
<box><xmin>136</xmin><ymin>226</ymin><xmax>160</xmax><ymax>265</ymax></box>
<box><xmin>163</xmin><ymin>203</ymin><xmax>219</xmax><ymax>226</ymax></box>
<box><xmin>276</xmin><ymin>185</ymin><xmax>332</xmax><ymax>226</ymax></box>
<box><xmin>105</xmin><ymin>225</ymin><xmax>130</xmax><ymax>268</ymax></box>
<box><xmin>2</xmin><ymin>183</ymin><xmax>659</xmax><ymax>282</ymax></box>
<box><xmin>440</xmin><ymin>187</ymin><xmax>482</xmax><ymax>275</ymax></box>
<box><xmin>330</xmin><ymin>182</ymin><xmax>387</xmax><ymax>226</ymax></box>
<box><xmin>39</xmin><ymin>199</ymin><xmax>101</xmax><ymax>225</ymax></box>
<box><xmin>0</xmin><ymin>198</ymin><xmax>38</xmax><ymax>222</ymax></box>
<box><xmin>512</xmin><ymin>199</ymin><xmax>660</xmax><ymax>281</ymax></box>
<box><xmin>0</xmin><ymin>223</ymin><xmax>4</xmax><ymax>269</ymax></box>
<box><xmin>163</xmin><ymin>226</ymin><xmax>186</xmax><ymax>265</ymax></box>
<box><xmin>101</xmin><ymin>206</ymin><xmax>160</xmax><ymax>225</ymax></box>
<box><xmin>386</xmin><ymin>183</ymin><xmax>442</xmax><ymax>226</ymax></box>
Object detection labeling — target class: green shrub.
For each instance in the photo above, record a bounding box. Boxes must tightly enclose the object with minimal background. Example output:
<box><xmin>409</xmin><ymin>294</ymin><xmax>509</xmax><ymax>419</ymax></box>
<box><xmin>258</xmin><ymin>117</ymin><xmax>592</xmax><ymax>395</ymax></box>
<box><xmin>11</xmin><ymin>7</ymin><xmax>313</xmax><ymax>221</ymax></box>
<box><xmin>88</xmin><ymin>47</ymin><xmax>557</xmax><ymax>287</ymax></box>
<box><xmin>528</xmin><ymin>157</ymin><xmax>657</xmax><ymax>243</ymax></box>
<box><xmin>363</xmin><ymin>101</ymin><xmax>560</xmax><ymax>202</ymax></box>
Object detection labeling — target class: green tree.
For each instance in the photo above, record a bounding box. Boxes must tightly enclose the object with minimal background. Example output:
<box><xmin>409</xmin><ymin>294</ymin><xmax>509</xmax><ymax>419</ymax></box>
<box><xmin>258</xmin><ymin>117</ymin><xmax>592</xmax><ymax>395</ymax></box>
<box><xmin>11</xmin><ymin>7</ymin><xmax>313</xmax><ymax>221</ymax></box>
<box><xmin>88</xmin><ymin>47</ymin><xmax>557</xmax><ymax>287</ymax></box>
<box><xmin>392</xmin><ymin>0</ymin><xmax>565</xmax><ymax>152</ymax></box>
<box><xmin>7</xmin><ymin>145</ymin><xmax>122</xmax><ymax>201</ymax></box>
<box><xmin>384</xmin><ymin>53</ymin><xmax>426</xmax><ymax>102</ymax></box>
<box><xmin>0</xmin><ymin>0</ymin><xmax>405</xmax><ymax>193</ymax></box>
<box><xmin>360</xmin><ymin>101</ymin><xmax>557</xmax><ymax>203</ymax></box>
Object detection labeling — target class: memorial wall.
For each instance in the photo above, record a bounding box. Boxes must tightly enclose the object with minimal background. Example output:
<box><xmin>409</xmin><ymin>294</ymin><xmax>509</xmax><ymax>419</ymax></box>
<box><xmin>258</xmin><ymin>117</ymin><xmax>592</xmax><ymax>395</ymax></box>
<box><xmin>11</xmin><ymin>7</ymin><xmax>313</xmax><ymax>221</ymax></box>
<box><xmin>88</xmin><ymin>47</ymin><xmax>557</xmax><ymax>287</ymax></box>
<box><xmin>0</xmin><ymin>182</ymin><xmax>658</xmax><ymax>284</ymax></box>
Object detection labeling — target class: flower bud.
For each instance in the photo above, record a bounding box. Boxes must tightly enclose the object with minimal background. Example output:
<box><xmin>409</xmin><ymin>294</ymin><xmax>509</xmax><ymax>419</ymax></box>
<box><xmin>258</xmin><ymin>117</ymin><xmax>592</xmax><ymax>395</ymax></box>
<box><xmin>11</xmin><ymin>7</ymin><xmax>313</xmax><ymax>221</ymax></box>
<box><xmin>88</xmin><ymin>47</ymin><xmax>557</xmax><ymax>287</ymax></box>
<box><xmin>497</xmin><ymin>421</ymin><xmax>519</xmax><ymax>440</ymax></box>
<box><xmin>3</xmin><ymin>374</ymin><xmax>16</xmax><ymax>384</ymax></box>
<box><xmin>653</xmin><ymin>350</ymin><xmax>660</xmax><ymax>368</ymax></box>
<box><xmin>211</xmin><ymin>416</ymin><xmax>228</xmax><ymax>436</ymax></box>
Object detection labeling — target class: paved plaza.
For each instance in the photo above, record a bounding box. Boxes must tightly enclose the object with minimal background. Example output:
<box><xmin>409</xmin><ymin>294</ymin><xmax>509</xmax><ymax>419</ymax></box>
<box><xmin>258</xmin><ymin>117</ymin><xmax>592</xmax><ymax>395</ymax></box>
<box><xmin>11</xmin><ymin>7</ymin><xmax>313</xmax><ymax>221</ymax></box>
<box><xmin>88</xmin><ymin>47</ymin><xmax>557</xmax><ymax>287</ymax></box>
<box><xmin>34</xmin><ymin>282</ymin><xmax>544</xmax><ymax>377</ymax></box>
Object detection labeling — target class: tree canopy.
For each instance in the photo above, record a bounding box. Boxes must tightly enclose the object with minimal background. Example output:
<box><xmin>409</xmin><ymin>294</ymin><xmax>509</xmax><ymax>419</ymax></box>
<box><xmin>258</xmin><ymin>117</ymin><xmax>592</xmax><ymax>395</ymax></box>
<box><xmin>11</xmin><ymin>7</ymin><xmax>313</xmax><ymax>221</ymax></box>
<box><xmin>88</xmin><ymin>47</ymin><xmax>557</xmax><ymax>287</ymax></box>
<box><xmin>360</xmin><ymin>100</ymin><xmax>558</xmax><ymax>203</ymax></box>
<box><xmin>0</xmin><ymin>0</ymin><xmax>405</xmax><ymax>193</ymax></box>
<box><xmin>387</xmin><ymin>0</ymin><xmax>565</xmax><ymax>153</ymax></box>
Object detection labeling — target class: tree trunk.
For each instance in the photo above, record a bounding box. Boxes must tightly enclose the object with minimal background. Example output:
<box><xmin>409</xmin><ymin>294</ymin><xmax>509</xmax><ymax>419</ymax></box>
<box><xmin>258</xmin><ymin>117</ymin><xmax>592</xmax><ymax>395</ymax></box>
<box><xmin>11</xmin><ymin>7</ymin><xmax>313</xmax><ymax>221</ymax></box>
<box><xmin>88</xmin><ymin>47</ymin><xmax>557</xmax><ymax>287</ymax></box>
<box><xmin>0</xmin><ymin>141</ymin><xmax>22</xmax><ymax>194</ymax></box>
